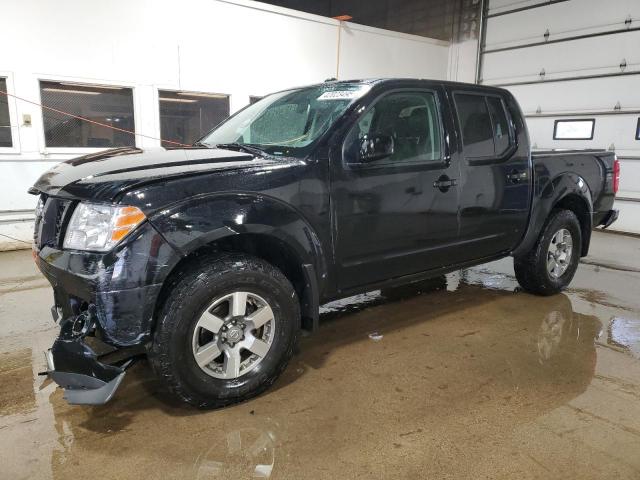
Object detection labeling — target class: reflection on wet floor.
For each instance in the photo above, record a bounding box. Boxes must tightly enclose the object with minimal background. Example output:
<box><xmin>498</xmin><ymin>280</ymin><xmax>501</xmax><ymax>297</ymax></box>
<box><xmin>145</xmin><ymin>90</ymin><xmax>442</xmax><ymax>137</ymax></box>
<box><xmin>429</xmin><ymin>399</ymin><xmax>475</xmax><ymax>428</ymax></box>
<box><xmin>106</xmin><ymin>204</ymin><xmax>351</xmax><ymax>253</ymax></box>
<box><xmin>193</xmin><ymin>424</ymin><xmax>277</xmax><ymax>479</ymax></box>
<box><xmin>1</xmin><ymin>247</ymin><xmax>640</xmax><ymax>479</ymax></box>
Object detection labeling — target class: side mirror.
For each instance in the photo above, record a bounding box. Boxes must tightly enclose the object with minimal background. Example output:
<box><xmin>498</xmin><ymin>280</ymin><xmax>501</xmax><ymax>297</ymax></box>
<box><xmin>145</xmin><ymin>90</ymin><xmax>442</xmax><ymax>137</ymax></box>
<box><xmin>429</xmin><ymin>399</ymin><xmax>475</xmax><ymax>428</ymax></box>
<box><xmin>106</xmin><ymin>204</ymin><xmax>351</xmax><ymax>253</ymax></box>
<box><xmin>358</xmin><ymin>134</ymin><xmax>394</xmax><ymax>162</ymax></box>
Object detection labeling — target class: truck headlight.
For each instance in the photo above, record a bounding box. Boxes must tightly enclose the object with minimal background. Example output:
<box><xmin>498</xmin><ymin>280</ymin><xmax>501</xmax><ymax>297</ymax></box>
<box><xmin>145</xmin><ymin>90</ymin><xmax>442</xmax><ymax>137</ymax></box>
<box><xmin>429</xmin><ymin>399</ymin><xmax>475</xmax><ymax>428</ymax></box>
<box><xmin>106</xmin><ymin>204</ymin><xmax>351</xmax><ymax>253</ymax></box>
<box><xmin>63</xmin><ymin>203</ymin><xmax>146</xmax><ymax>252</ymax></box>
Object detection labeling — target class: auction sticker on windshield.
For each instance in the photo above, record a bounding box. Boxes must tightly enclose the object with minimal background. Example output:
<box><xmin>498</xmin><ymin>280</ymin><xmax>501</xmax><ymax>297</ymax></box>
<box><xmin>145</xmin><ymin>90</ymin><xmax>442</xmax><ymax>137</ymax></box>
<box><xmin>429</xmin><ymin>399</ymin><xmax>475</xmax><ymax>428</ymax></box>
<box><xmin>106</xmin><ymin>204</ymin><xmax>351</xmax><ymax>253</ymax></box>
<box><xmin>317</xmin><ymin>86</ymin><xmax>370</xmax><ymax>101</ymax></box>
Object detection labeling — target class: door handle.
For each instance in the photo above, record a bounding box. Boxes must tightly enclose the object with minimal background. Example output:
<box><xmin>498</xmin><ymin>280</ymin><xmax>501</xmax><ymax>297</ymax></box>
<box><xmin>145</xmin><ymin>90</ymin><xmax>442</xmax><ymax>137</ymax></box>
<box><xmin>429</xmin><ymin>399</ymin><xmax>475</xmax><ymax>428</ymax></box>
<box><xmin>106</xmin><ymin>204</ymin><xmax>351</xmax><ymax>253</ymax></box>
<box><xmin>507</xmin><ymin>170</ymin><xmax>528</xmax><ymax>184</ymax></box>
<box><xmin>433</xmin><ymin>175</ymin><xmax>457</xmax><ymax>193</ymax></box>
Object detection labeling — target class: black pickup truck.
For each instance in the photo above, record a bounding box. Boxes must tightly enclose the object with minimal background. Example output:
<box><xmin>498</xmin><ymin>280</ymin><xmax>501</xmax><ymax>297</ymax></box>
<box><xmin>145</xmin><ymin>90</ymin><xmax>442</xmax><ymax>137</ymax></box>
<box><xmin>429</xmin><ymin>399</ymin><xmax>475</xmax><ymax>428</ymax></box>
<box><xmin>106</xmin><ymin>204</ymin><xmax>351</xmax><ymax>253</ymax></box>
<box><xmin>30</xmin><ymin>79</ymin><xmax>619</xmax><ymax>407</ymax></box>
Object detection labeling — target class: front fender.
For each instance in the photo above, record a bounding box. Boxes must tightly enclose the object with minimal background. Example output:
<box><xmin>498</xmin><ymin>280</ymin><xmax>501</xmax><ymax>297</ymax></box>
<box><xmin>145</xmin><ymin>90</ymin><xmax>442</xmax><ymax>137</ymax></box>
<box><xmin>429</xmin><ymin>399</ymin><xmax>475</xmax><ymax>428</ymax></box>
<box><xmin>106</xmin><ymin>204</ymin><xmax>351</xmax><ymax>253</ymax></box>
<box><xmin>148</xmin><ymin>192</ymin><xmax>327</xmax><ymax>284</ymax></box>
<box><xmin>513</xmin><ymin>170</ymin><xmax>593</xmax><ymax>258</ymax></box>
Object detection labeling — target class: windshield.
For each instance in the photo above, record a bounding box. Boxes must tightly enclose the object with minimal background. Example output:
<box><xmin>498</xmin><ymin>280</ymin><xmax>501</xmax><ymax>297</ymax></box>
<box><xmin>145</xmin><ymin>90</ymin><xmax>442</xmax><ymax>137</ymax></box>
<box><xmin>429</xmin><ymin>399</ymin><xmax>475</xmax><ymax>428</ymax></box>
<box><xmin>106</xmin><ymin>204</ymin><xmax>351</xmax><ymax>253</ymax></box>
<box><xmin>200</xmin><ymin>83</ymin><xmax>371</xmax><ymax>157</ymax></box>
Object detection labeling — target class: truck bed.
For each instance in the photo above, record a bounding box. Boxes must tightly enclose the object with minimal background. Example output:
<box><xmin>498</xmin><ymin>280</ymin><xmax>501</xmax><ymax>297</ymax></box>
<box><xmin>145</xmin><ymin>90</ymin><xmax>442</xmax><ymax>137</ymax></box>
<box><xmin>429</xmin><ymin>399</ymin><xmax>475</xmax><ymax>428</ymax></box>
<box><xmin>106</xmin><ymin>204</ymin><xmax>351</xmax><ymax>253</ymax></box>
<box><xmin>530</xmin><ymin>148</ymin><xmax>616</xmax><ymax>232</ymax></box>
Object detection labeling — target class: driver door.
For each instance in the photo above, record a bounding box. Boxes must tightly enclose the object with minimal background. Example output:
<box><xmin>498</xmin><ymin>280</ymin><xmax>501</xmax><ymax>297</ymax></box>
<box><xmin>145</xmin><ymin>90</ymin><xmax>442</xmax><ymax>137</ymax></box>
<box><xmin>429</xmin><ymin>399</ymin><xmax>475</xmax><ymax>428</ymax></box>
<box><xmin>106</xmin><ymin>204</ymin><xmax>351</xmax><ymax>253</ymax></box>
<box><xmin>330</xmin><ymin>87</ymin><xmax>461</xmax><ymax>291</ymax></box>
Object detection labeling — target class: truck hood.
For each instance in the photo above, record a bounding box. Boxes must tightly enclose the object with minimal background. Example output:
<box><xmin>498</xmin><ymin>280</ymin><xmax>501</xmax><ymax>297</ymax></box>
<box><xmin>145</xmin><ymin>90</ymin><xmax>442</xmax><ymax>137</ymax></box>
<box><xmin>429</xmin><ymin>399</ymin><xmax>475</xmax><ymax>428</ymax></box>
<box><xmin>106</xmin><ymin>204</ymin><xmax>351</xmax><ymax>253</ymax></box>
<box><xmin>31</xmin><ymin>147</ymin><xmax>280</xmax><ymax>201</ymax></box>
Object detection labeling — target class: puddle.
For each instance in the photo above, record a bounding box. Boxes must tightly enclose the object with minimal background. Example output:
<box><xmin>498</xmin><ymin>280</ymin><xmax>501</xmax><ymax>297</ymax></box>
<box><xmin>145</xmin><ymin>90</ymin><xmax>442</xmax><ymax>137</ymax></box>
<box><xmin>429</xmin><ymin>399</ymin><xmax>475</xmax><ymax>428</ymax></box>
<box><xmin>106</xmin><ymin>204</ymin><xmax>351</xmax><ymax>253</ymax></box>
<box><xmin>609</xmin><ymin>317</ymin><xmax>640</xmax><ymax>358</ymax></box>
<box><xmin>462</xmin><ymin>267</ymin><xmax>520</xmax><ymax>292</ymax></box>
<box><xmin>316</xmin><ymin>265</ymin><xmax>528</xmax><ymax>324</ymax></box>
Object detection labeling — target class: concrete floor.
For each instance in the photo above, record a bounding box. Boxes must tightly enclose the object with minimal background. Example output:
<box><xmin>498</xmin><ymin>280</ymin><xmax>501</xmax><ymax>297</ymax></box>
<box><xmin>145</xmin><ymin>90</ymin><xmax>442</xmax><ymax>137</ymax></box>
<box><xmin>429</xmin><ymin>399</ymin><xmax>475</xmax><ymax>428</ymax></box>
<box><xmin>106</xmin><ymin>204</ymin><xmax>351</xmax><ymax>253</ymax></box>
<box><xmin>1</xmin><ymin>230</ymin><xmax>639</xmax><ymax>479</ymax></box>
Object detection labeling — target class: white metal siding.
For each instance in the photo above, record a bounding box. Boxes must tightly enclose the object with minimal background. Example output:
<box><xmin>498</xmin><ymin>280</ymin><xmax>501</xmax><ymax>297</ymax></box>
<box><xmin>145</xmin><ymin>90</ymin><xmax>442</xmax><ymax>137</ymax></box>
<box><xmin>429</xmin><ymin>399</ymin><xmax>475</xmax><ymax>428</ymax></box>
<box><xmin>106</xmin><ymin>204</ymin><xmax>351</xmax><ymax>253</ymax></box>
<box><xmin>483</xmin><ymin>31</ymin><xmax>640</xmax><ymax>84</ymax></box>
<box><xmin>481</xmin><ymin>0</ymin><xmax>640</xmax><ymax>233</ymax></box>
<box><xmin>486</xmin><ymin>0</ymin><xmax>640</xmax><ymax>49</ymax></box>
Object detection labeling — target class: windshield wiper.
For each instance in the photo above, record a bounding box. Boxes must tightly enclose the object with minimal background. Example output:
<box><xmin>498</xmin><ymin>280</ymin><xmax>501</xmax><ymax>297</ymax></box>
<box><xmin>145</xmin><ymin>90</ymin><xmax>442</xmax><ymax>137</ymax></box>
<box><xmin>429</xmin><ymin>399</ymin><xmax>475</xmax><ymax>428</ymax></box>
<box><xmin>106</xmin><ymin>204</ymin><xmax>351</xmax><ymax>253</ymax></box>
<box><xmin>192</xmin><ymin>140</ymin><xmax>211</xmax><ymax>148</ymax></box>
<box><xmin>215</xmin><ymin>143</ymin><xmax>266</xmax><ymax>157</ymax></box>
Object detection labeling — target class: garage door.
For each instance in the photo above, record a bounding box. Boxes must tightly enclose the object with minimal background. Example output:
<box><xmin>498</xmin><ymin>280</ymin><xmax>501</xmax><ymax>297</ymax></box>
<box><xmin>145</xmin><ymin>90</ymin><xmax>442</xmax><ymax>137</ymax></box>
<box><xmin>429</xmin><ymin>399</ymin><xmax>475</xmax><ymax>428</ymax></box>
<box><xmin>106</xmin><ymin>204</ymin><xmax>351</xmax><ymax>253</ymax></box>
<box><xmin>477</xmin><ymin>0</ymin><xmax>640</xmax><ymax>234</ymax></box>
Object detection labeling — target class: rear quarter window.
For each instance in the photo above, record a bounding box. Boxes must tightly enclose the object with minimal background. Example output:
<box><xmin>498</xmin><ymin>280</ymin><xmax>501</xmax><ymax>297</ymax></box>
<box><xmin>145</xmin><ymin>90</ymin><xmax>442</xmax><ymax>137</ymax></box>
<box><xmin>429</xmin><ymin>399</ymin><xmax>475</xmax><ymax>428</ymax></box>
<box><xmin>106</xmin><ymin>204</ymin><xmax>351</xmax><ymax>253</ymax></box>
<box><xmin>486</xmin><ymin>97</ymin><xmax>510</xmax><ymax>155</ymax></box>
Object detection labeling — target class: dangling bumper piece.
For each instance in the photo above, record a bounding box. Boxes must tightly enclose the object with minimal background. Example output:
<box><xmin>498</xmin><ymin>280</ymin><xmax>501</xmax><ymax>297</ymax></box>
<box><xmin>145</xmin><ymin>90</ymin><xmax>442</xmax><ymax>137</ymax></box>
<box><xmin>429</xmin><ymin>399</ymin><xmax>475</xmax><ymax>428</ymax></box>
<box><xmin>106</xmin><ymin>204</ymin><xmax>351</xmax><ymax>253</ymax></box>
<box><xmin>44</xmin><ymin>309</ymin><xmax>138</xmax><ymax>405</ymax></box>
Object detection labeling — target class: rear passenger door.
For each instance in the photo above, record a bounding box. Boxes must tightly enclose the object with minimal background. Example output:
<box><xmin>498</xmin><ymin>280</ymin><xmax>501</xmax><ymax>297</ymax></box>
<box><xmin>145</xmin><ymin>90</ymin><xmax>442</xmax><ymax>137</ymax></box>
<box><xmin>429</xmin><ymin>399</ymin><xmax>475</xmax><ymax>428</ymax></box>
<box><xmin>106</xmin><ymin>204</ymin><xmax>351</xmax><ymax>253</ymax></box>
<box><xmin>450</xmin><ymin>90</ymin><xmax>531</xmax><ymax>259</ymax></box>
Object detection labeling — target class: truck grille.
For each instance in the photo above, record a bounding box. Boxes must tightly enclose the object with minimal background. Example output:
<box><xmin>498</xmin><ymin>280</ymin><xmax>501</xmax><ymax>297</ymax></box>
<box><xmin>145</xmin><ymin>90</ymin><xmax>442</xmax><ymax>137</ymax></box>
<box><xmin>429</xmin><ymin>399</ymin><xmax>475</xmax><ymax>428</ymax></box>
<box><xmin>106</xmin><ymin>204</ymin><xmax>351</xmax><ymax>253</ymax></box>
<box><xmin>34</xmin><ymin>195</ymin><xmax>74</xmax><ymax>249</ymax></box>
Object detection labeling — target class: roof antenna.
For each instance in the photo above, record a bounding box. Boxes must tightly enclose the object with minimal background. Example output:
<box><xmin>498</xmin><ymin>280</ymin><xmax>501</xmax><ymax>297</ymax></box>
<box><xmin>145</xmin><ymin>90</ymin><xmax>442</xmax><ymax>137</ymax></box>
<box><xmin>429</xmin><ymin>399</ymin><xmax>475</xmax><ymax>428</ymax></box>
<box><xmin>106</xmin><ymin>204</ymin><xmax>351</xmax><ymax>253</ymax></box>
<box><xmin>324</xmin><ymin>77</ymin><xmax>338</xmax><ymax>82</ymax></box>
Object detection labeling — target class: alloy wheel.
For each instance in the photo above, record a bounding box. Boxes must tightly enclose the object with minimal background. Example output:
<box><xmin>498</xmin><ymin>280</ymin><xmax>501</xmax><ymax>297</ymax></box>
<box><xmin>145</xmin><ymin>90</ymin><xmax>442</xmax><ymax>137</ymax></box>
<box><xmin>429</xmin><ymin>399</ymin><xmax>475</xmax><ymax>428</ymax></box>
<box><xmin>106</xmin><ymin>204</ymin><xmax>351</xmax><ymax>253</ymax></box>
<box><xmin>547</xmin><ymin>228</ymin><xmax>573</xmax><ymax>279</ymax></box>
<box><xmin>191</xmin><ymin>291</ymin><xmax>275</xmax><ymax>379</ymax></box>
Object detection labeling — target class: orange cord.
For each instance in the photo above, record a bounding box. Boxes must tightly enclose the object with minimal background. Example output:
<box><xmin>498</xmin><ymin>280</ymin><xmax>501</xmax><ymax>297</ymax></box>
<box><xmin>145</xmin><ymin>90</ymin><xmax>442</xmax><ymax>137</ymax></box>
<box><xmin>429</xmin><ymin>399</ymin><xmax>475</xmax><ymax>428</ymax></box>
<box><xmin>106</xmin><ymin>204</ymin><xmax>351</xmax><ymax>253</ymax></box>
<box><xmin>332</xmin><ymin>15</ymin><xmax>352</xmax><ymax>79</ymax></box>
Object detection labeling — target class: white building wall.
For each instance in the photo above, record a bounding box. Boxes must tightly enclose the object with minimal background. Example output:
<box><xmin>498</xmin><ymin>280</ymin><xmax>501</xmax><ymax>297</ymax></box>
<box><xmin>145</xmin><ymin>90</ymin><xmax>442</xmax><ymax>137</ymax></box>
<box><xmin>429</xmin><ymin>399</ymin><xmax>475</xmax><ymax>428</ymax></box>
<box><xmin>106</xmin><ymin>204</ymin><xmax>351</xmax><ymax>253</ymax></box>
<box><xmin>447</xmin><ymin>38</ymin><xmax>479</xmax><ymax>84</ymax></box>
<box><xmin>0</xmin><ymin>0</ymin><xmax>449</xmax><ymax>250</ymax></box>
<box><xmin>481</xmin><ymin>0</ymin><xmax>640</xmax><ymax>234</ymax></box>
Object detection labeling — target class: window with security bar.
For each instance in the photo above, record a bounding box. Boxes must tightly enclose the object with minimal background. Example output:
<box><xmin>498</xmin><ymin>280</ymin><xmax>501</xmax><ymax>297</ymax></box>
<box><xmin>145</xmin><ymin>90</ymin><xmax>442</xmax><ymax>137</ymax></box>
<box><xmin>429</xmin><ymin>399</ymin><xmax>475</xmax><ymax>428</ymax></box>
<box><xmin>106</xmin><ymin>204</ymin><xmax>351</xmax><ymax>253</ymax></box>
<box><xmin>159</xmin><ymin>90</ymin><xmax>230</xmax><ymax>147</ymax></box>
<box><xmin>40</xmin><ymin>81</ymin><xmax>136</xmax><ymax>148</ymax></box>
<box><xmin>0</xmin><ymin>78</ymin><xmax>12</xmax><ymax>148</ymax></box>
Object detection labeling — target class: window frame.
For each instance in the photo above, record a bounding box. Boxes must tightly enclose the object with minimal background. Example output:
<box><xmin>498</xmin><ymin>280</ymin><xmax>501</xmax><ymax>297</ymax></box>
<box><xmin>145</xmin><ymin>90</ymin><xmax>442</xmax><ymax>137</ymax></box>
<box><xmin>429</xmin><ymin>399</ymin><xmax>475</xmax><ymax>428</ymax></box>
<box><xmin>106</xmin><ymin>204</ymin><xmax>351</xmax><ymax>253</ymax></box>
<box><xmin>553</xmin><ymin>118</ymin><xmax>595</xmax><ymax>141</ymax></box>
<box><xmin>0</xmin><ymin>73</ymin><xmax>21</xmax><ymax>154</ymax></box>
<box><xmin>37</xmin><ymin>77</ymin><xmax>139</xmax><ymax>154</ymax></box>
<box><xmin>341</xmin><ymin>88</ymin><xmax>446</xmax><ymax>171</ymax></box>
<box><xmin>157</xmin><ymin>88</ymin><xmax>231</xmax><ymax>147</ymax></box>
<box><xmin>452</xmin><ymin>90</ymin><xmax>517</xmax><ymax>165</ymax></box>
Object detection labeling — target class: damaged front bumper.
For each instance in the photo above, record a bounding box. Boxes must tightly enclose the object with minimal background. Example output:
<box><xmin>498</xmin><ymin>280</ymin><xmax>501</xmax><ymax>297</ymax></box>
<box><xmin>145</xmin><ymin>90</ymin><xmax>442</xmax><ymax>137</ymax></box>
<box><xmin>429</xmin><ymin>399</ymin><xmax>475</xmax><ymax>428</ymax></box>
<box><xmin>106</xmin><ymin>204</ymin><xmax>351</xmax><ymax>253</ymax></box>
<box><xmin>45</xmin><ymin>308</ymin><xmax>139</xmax><ymax>405</ymax></box>
<box><xmin>32</xmin><ymin>221</ymin><xmax>180</xmax><ymax>405</ymax></box>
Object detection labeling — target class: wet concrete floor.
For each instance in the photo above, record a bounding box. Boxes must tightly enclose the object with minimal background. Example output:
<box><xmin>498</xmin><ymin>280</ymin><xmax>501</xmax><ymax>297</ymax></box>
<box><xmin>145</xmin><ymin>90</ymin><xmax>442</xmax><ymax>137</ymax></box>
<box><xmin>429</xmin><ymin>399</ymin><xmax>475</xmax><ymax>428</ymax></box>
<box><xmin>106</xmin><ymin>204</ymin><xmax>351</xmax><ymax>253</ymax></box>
<box><xmin>1</xmin><ymin>231</ymin><xmax>640</xmax><ymax>479</ymax></box>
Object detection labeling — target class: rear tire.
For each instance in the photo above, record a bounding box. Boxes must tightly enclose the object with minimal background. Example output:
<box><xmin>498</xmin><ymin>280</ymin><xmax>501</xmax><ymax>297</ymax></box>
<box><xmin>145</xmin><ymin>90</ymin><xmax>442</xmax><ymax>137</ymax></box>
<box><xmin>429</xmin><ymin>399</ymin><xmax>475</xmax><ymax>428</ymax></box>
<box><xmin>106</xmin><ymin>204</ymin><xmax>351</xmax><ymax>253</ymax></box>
<box><xmin>514</xmin><ymin>209</ymin><xmax>582</xmax><ymax>296</ymax></box>
<box><xmin>149</xmin><ymin>253</ymin><xmax>299</xmax><ymax>408</ymax></box>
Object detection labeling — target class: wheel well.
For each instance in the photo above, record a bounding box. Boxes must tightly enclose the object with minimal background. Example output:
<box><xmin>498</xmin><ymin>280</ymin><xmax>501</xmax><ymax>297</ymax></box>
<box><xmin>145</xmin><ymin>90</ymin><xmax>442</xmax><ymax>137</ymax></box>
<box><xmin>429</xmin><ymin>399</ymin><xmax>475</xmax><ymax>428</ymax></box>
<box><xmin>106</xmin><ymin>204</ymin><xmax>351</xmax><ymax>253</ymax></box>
<box><xmin>554</xmin><ymin>194</ymin><xmax>591</xmax><ymax>256</ymax></box>
<box><xmin>155</xmin><ymin>233</ymin><xmax>312</xmax><ymax>331</ymax></box>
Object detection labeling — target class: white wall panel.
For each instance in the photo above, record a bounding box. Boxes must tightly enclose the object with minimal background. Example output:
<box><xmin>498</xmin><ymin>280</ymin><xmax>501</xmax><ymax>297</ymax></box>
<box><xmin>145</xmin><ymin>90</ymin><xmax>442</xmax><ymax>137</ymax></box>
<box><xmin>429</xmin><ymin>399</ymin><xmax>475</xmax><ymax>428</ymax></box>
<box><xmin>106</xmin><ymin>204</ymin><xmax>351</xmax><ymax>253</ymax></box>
<box><xmin>486</xmin><ymin>0</ymin><xmax>640</xmax><ymax>49</ymax></box>
<box><xmin>338</xmin><ymin>24</ymin><xmax>449</xmax><ymax>80</ymax></box>
<box><xmin>173</xmin><ymin>1</ymin><xmax>340</xmax><ymax>101</ymax></box>
<box><xmin>0</xmin><ymin>163</ymin><xmax>56</xmax><ymax>212</ymax></box>
<box><xmin>447</xmin><ymin>39</ymin><xmax>480</xmax><ymax>83</ymax></box>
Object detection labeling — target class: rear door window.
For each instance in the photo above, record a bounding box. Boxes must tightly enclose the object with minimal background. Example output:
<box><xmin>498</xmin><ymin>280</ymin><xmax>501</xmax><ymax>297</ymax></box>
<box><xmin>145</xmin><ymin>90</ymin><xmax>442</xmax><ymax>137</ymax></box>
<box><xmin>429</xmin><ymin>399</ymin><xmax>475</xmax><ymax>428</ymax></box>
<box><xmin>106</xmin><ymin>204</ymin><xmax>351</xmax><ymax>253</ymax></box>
<box><xmin>454</xmin><ymin>93</ymin><xmax>513</xmax><ymax>159</ymax></box>
<box><xmin>454</xmin><ymin>93</ymin><xmax>494</xmax><ymax>158</ymax></box>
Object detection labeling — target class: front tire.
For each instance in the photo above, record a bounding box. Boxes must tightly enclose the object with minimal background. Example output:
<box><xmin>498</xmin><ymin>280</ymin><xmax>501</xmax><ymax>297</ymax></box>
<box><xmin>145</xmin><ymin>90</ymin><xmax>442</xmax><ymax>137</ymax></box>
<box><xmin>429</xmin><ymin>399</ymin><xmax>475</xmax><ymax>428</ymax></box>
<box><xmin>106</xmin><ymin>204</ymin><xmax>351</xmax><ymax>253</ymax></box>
<box><xmin>514</xmin><ymin>209</ymin><xmax>582</xmax><ymax>296</ymax></box>
<box><xmin>149</xmin><ymin>253</ymin><xmax>299</xmax><ymax>408</ymax></box>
